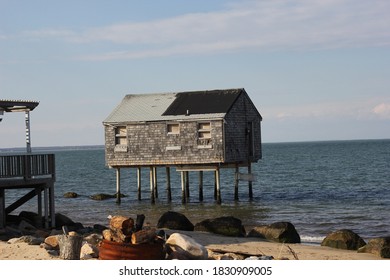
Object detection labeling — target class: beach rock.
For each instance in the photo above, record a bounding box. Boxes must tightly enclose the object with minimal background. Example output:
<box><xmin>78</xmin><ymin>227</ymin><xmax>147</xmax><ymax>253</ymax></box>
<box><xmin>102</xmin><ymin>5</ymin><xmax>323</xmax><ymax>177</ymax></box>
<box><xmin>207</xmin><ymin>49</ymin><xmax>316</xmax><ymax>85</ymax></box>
<box><xmin>19</xmin><ymin>211</ymin><xmax>43</xmax><ymax>228</ymax></box>
<box><xmin>18</xmin><ymin>220</ymin><xmax>37</xmax><ymax>233</ymax></box>
<box><xmin>80</xmin><ymin>243</ymin><xmax>99</xmax><ymax>259</ymax></box>
<box><xmin>7</xmin><ymin>235</ymin><xmax>43</xmax><ymax>245</ymax></box>
<box><xmin>84</xmin><ymin>233</ymin><xmax>103</xmax><ymax>246</ymax></box>
<box><xmin>55</xmin><ymin>213</ymin><xmax>85</xmax><ymax>232</ymax></box>
<box><xmin>55</xmin><ymin>213</ymin><xmax>75</xmax><ymax>227</ymax></box>
<box><xmin>63</xmin><ymin>192</ymin><xmax>78</xmax><ymax>198</ymax></box>
<box><xmin>208</xmin><ymin>250</ymin><xmax>246</xmax><ymax>260</ymax></box>
<box><xmin>245</xmin><ymin>256</ymin><xmax>274</xmax><ymax>260</ymax></box>
<box><xmin>157</xmin><ymin>211</ymin><xmax>194</xmax><ymax>231</ymax></box>
<box><xmin>321</xmin><ymin>229</ymin><xmax>366</xmax><ymax>250</ymax></box>
<box><xmin>44</xmin><ymin>235</ymin><xmax>60</xmax><ymax>250</ymax></box>
<box><xmin>194</xmin><ymin>216</ymin><xmax>246</xmax><ymax>237</ymax></box>
<box><xmin>357</xmin><ymin>237</ymin><xmax>390</xmax><ymax>258</ymax></box>
<box><xmin>165</xmin><ymin>233</ymin><xmax>208</xmax><ymax>260</ymax></box>
<box><xmin>93</xmin><ymin>224</ymin><xmax>108</xmax><ymax>232</ymax></box>
<box><xmin>247</xmin><ymin>222</ymin><xmax>301</xmax><ymax>243</ymax></box>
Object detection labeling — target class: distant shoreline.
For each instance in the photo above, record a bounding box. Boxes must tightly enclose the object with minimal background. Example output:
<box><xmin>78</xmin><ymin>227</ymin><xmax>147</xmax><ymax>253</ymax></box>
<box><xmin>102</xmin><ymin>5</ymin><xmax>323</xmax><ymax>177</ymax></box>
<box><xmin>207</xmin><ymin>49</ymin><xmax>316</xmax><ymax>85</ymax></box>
<box><xmin>1</xmin><ymin>138</ymin><xmax>389</xmax><ymax>153</ymax></box>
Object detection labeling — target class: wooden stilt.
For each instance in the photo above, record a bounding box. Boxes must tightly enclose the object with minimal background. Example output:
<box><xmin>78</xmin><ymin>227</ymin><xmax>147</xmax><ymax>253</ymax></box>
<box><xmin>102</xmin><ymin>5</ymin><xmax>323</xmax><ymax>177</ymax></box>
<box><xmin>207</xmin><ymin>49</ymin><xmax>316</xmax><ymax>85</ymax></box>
<box><xmin>153</xmin><ymin>167</ymin><xmax>158</xmax><ymax>198</ymax></box>
<box><xmin>216</xmin><ymin>168</ymin><xmax>221</xmax><ymax>204</ymax></box>
<box><xmin>185</xmin><ymin>171</ymin><xmax>190</xmax><ymax>198</ymax></box>
<box><xmin>137</xmin><ymin>167</ymin><xmax>141</xmax><ymax>200</ymax></box>
<box><xmin>234</xmin><ymin>165</ymin><xmax>239</xmax><ymax>201</ymax></box>
<box><xmin>150</xmin><ymin>167</ymin><xmax>155</xmax><ymax>204</ymax></box>
<box><xmin>43</xmin><ymin>186</ymin><xmax>49</xmax><ymax>228</ymax></box>
<box><xmin>37</xmin><ymin>187</ymin><xmax>42</xmax><ymax>218</ymax></box>
<box><xmin>116</xmin><ymin>168</ymin><xmax>121</xmax><ymax>204</ymax></box>
<box><xmin>198</xmin><ymin>171</ymin><xmax>203</xmax><ymax>202</ymax></box>
<box><xmin>214</xmin><ymin>171</ymin><xmax>217</xmax><ymax>200</ymax></box>
<box><xmin>181</xmin><ymin>171</ymin><xmax>186</xmax><ymax>204</ymax></box>
<box><xmin>0</xmin><ymin>189</ymin><xmax>5</xmax><ymax>228</ymax></box>
<box><xmin>49</xmin><ymin>182</ymin><xmax>55</xmax><ymax>228</ymax></box>
<box><xmin>248</xmin><ymin>162</ymin><xmax>253</xmax><ymax>200</ymax></box>
<box><xmin>166</xmin><ymin>167</ymin><xmax>172</xmax><ymax>202</ymax></box>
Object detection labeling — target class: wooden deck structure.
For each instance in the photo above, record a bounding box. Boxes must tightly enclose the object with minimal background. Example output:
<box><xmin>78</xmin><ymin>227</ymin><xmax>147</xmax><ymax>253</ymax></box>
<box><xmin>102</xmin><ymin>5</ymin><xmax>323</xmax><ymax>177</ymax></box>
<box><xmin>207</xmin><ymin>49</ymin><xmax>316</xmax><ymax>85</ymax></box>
<box><xmin>0</xmin><ymin>99</ymin><xmax>56</xmax><ymax>229</ymax></box>
<box><xmin>0</xmin><ymin>154</ymin><xmax>56</xmax><ymax>228</ymax></box>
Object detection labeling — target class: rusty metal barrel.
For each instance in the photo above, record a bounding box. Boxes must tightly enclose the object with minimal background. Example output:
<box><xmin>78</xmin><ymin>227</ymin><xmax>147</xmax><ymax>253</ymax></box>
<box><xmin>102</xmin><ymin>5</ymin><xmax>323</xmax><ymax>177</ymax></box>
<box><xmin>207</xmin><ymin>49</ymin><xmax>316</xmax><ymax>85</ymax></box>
<box><xmin>98</xmin><ymin>239</ymin><xmax>165</xmax><ymax>260</ymax></box>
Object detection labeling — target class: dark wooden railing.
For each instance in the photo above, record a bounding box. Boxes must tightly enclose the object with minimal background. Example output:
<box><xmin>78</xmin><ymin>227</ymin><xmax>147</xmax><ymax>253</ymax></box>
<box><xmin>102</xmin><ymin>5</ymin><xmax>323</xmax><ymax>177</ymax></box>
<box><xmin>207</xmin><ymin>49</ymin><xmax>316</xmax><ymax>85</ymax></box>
<box><xmin>0</xmin><ymin>154</ymin><xmax>55</xmax><ymax>180</ymax></box>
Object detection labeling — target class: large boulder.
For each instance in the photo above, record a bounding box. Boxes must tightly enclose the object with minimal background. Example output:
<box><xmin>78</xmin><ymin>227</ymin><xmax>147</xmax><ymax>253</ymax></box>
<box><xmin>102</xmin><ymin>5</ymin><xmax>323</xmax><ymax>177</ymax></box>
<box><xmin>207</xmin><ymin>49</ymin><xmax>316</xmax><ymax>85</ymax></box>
<box><xmin>55</xmin><ymin>213</ymin><xmax>84</xmax><ymax>232</ymax></box>
<box><xmin>247</xmin><ymin>222</ymin><xmax>301</xmax><ymax>243</ymax></box>
<box><xmin>165</xmin><ymin>233</ymin><xmax>208</xmax><ymax>260</ymax></box>
<box><xmin>157</xmin><ymin>211</ymin><xmax>194</xmax><ymax>231</ymax></box>
<box><xmin>357</xmin><ymin>237</ymin><xmax>390</xmax><ymax>258</ymax></box>
<box><xmin>321</xmin><ymin>229</ymin><xmax>366</xmax><ymax>250</ymax></box>
<box><xmin>194</xmin><ymin>216</ymin><xmax>246</xmax><ymax>237</ymax></box>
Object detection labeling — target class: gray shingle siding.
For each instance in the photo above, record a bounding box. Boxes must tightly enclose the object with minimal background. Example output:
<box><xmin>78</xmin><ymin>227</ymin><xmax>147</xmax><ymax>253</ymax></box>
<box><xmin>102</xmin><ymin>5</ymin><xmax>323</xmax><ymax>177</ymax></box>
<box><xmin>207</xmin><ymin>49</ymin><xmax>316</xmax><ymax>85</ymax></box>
<box><xmin>224</xmin><ymin>92</ymin><xmax>262</xmax><ymax>163</ymax></box>
<box><xmin>105</xmin><ymin>120</ymin><xmax>225</xmax><ymax>166</ymax></box>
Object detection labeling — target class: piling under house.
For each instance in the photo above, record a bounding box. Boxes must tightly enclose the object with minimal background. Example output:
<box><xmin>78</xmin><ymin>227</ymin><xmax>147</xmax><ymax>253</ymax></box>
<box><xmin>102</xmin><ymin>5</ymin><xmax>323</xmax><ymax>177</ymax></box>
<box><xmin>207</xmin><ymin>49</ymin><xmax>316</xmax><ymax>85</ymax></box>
<box><xmin>103</xmin><ymin>88</ymin><xmax>262</xmax><ymax>204</ymax></box>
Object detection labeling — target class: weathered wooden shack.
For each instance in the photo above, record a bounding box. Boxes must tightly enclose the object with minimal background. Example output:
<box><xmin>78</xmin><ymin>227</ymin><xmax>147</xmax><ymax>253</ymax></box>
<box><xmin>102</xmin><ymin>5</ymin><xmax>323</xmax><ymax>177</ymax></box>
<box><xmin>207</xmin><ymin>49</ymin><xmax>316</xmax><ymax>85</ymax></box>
<box><xmin>103</xmin><ymin>88</ymin><xmax>262</xmax><ymax>203</ymax></box>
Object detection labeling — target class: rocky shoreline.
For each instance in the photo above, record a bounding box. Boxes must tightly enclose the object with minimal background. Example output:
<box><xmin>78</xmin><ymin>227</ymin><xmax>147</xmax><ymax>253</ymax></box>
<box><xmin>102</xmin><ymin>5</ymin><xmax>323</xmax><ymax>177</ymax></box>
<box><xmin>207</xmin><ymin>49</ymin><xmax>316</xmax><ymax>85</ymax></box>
<box><xmin>0</xmin><ymin>210</ymin><xmax>389</xmax><ymax>260</ymax></box>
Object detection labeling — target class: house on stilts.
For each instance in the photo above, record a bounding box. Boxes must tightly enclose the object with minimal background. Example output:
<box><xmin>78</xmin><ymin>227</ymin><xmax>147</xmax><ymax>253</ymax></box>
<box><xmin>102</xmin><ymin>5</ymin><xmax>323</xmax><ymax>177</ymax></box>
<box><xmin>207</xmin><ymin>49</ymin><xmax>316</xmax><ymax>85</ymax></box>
<box><xmin>103</xmin><ymin>88</ymin><xmax>262</xmax><ymax>204</ymax></box>
<box><xmin>0</xmin><ymin>100</ymin><xmax>55</xmax><ymax>229</ymax></box>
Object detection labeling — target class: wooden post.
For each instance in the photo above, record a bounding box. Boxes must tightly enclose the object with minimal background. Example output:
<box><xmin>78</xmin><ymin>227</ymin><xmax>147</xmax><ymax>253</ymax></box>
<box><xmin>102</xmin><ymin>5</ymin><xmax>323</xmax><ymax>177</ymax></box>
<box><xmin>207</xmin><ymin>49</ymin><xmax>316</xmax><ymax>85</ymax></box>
<box><xmin>0</xmin><ymin>189</ymin><xmax>5</xmax><ymax>228</ymax></box>
<box><xmin>137</xmin><ymin>167</ymin><xmax>142</xmax><ymax>200</ymax></box>
<box><xmin>43</xmin><ymin>186</ymin><xmax>49</xmax><ymax>228</ymax></box>
<box><xmin>153</xmin><ymin>167</ymin><xmax>158</xmax><ymax>198</ymax></box>
<box><xmin>116</xmin><ymin>168</ymin><xmax>121</xmax><ymax>204</ymax></box>
<box><xmin>36</xmin><ymin>187</ymin><xmax>42</xmax><ymax>218</ymax></box>
<box><xmin>150</xmin><ymin>167</ymin><xmax>155</xmax><ymax>204</ymax></box>
<box><xmin>166</xmin><ymin>167</ymin><xmax>172</xmax><ymax>202</ymax></box>
<box><xmin>216</xmin><ymin>168</ymin><xmax>221</xmax><ymax>204</ymax></box>
<box><xmin>214</xmin><ymin>171</ymin><xmax>217</xmax><ymax>200</ymax></box>
<box><xmin>49</xmin><ymin>181</ymin><xmax>55</xmax><ymax>228</ymax></box>
<box><xmin>181</xmin><ymin>171</ymin><xmax>186</xmax><ymax>204</ymax></box>
<box><xmin>185</xmin><ymin>171</ymin><xmax>190</xmax><ymax>198</ymax></box>
<box><xmin>248</xmin><ymin>162</ymin><xmax>253</xmax><ymax>200</ymax></box>
<box><xmin>25</xmin><ymin>110</ymin><xmax>32</xmax><ymax>154</ymax></box>
<box><xmin>234</xmin><ymin>165</ymin><xmax>239</xmax><ymax>201</ymax></box>
<box><xmin>198</xmin><ymin>171</ymin><xmax>203</xmax><ymax>202</ymax></box>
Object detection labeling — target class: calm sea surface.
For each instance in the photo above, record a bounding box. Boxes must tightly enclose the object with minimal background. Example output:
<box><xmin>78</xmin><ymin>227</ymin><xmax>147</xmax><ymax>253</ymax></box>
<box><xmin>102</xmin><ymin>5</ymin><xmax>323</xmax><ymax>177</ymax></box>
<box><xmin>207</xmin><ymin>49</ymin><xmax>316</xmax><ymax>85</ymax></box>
<box><xmin>4</xmin><ymin>139</ymin><xmax>390</xmax><ymax>244</ymax></box>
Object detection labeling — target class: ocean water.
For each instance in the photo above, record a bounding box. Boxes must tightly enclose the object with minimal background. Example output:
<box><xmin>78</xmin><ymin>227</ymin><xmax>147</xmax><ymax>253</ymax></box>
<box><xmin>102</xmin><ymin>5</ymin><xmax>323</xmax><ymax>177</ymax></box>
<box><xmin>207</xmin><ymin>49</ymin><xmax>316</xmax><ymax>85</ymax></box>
<box><xmin>4</xmin><ymin>139</ymin><xmax>390</xmax><ymax>244</ymax></box>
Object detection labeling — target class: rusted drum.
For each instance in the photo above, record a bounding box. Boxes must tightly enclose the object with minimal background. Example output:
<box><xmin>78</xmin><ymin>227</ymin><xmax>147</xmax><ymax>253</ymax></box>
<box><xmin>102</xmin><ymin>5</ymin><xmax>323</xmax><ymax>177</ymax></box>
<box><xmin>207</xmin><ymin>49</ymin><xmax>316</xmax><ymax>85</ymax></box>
<box><xmin>98</xmin><ymin>239</ymin><xmax>165</xmax><ymax>260</ymax></box>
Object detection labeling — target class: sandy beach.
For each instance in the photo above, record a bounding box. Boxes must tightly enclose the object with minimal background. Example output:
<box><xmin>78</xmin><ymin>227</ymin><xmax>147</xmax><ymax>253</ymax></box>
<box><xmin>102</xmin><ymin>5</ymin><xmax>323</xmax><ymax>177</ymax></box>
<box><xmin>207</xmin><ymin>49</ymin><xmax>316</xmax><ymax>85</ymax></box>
<box><xmin>0</xmin><ymin>229</ymin><xmax>383</xmax><ymax>260</ymax></box>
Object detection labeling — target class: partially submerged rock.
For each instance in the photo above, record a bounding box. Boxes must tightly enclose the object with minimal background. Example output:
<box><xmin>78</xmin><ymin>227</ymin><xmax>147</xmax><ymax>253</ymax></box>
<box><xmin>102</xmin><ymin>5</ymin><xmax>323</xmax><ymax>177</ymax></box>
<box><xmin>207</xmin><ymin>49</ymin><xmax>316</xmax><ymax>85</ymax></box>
<box><xmin>157</xmin><ymin>211</ymin><xmax>194</xmax><ymax>231</ymax></box>
<box><xmin>321</xmin><ymin>229</ymin><xmax>366</xmax><ymax>250</ymax></box>
<box><xmin>63</xmin><ymin>192</ymin><xmax>78</xmax><ymax>198</ymax></box>
<box><xmin>358</xmin><ymin>237</ymin><xmax>390</xmax><ymax>258</ymax></box>
<box><xmin>194</xmin><ymin>216</ymin><xmax>246</xmax><ymax>237</ymax></box>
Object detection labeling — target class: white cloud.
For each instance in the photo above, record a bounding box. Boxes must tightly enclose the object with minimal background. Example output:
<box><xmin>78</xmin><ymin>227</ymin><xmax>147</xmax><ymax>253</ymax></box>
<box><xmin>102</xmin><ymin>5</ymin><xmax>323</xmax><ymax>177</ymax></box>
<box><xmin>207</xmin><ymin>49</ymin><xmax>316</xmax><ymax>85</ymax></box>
<box><xmin>15</xmin><ymin>0</ymin><xmax>390</xmax><ymax>60</ymax></box>
<box><xmin>373</xmin><ymin>103</ymin><xmax>390</xmax><ymax>119</ymax></box>
<box><xmin>263</xmin><ymin>98</ymin><xmax>390</xmax><ymax>121</ymax></box>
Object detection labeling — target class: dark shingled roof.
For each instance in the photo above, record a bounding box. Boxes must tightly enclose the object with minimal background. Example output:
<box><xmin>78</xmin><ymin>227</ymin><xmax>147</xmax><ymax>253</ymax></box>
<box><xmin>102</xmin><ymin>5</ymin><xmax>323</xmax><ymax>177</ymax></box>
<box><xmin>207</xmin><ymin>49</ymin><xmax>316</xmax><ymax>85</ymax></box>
<box><xmin>162</xmin><ymin>89</ymin><xmax>242</xmax><ymax>116</ymax></box>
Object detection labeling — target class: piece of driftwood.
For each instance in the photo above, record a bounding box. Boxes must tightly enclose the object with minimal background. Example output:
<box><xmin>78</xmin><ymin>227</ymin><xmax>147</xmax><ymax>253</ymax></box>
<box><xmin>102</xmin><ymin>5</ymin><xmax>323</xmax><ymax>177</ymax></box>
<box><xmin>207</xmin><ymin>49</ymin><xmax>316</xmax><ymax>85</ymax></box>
<box><xmin>131</xmin><ymin>229</ymin><xmax>157</xmax><ymax>244</ymax></box>
<box><xmin>58</xmin><ymin>234</ymin><xmax>83</xmax><ymax>260</ymax></box>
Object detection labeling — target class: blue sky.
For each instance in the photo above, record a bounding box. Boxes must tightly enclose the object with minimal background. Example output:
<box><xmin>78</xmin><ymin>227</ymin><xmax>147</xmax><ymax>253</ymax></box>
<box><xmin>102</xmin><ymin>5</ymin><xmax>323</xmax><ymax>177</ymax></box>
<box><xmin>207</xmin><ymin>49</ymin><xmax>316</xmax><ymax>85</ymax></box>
<box><xmin>1</xmin><ymin>0</ymin><xmax>389</xmax><ymax>148</ymax></box>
